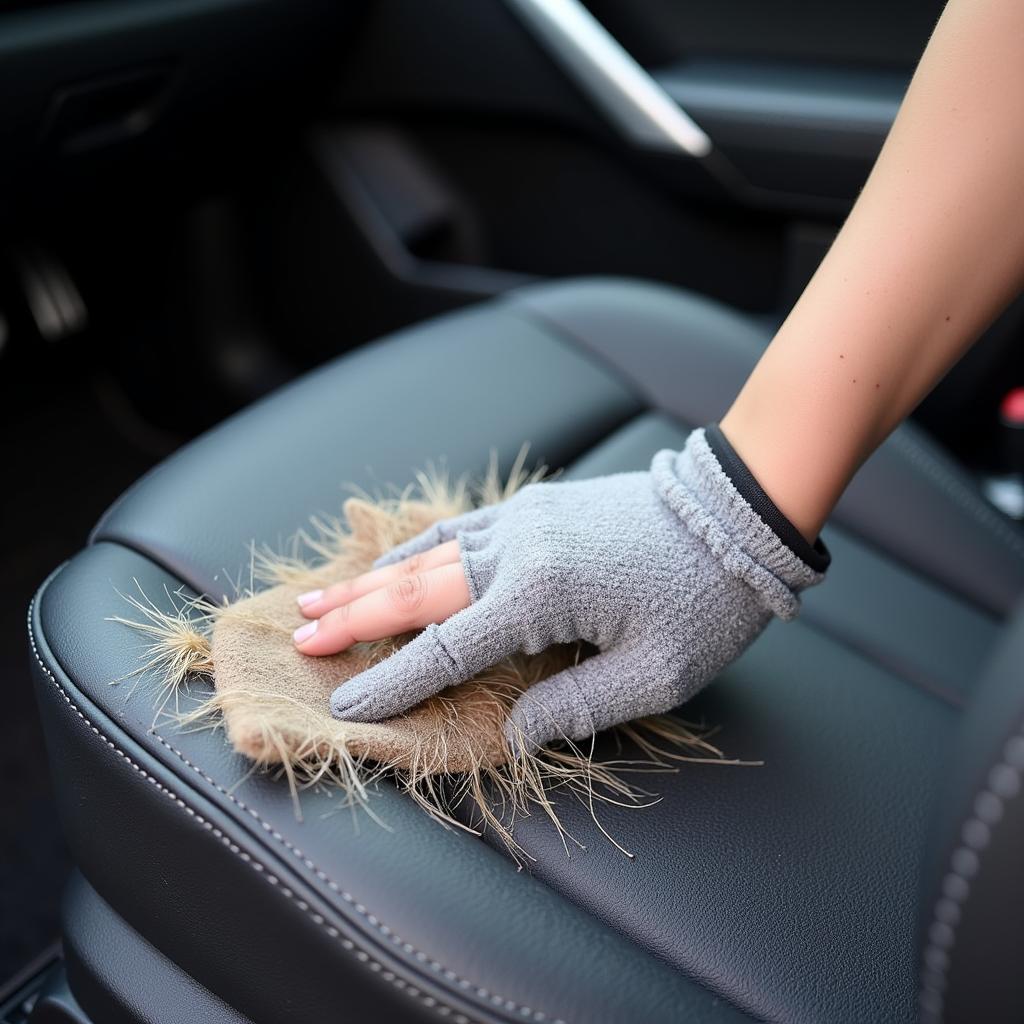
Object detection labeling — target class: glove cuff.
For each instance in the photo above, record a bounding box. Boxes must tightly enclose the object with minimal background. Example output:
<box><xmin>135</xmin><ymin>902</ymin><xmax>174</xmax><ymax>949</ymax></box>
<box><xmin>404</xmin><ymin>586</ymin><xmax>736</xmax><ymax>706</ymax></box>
<box><xmin>651</xmin><ymin>429</ymin><xmax>828</xmax><ymax>620</ymax></box>
<box><xmin>704</xmin><ymin>423</ymin><xmax>831</xmax><ymax>573</ymax></box>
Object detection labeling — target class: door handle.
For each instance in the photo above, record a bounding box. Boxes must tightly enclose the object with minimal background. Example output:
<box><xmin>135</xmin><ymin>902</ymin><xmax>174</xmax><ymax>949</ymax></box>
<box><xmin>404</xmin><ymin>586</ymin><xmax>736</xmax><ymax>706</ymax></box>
<box><xmin>504</xmin><ymin>0</ymin><xmax>712</xmax><ymax>158</ymax></box>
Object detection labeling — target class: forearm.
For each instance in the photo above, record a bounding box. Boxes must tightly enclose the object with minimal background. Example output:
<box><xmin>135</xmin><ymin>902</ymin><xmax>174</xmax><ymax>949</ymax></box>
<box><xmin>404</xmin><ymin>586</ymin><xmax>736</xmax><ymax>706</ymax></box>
<box><xmin>720</xmin><ymin>0</ymin><xmax>1024</xmax><ymax>541</ymax></box>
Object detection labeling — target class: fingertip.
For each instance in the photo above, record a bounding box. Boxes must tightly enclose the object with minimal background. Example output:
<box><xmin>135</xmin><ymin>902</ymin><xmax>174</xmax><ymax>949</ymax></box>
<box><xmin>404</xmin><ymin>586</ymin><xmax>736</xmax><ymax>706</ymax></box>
<box><xmin>330</xmin><ymin>685</ymin><xmax>364</xmax><ymax>719</ymax></box>
<box><xmin>292</xmin><ymin>620</ymin><xmax>318</xmax><ymax>646</ymax></box>
<box><xmin>503</xmin><ymin>715</ymin><xmax>545</xmax><ymax>758</ymax></box>
<box><xmin>296</xmin><ymin>589</ymin><xmax>325</xmax><ymax>617</ymax></box>
<box><xmin>330</xmin><ymin>674</ymin><xmax>397</xmax><ymax>722</ymax></box>
<box><xmin>329</xmin><ymin>624</ymin><xmax>461</xmax><ymax>722</ymax></box>
<box><xmin>295</xmin><ymin>594</ymin><xmax>336</xmax><ymax>620</ymax></box>
<box><xmin>503</xmin><ymin>696</ymin><xmax>550</xmax><ymax>757</ymax></box>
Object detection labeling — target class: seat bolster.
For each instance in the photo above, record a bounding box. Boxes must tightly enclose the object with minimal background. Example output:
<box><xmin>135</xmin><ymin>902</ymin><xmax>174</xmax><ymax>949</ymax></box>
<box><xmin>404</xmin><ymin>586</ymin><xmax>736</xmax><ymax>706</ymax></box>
<box><xmin>509</xmin><ymin>277</ymin><xmax>1024</xmax><ymax>616</ymax></box>
<box><xmin>919</xmin><ymin>605</ymin><xmax>1024</xmax><ymax>1024</ymax></box>
<box><xmin>30</xmin><ymin>544</ymin><xmax>754</xmax><ymax>1024</ymax></box>
<box><xmin>835</xmin><ymin>423</ymin><xmax>1024</xmax><ymax>618</ymax></box>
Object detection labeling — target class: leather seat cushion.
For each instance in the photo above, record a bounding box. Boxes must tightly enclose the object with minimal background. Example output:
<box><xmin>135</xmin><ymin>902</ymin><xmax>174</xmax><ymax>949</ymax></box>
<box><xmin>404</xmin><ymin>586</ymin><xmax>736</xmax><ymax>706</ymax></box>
<box><xmin>32</xmin><ymin>277</ymin><xmax>1023</xmax><ymax>1023</ymax></box>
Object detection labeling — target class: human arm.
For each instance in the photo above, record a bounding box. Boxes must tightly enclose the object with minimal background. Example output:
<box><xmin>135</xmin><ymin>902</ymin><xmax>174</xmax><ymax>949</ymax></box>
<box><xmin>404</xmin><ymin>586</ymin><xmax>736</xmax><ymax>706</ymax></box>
<box><xmin>721</xmin><ymin>0</ymin><xmax>1024</xmax><ymax>540</ymax></box>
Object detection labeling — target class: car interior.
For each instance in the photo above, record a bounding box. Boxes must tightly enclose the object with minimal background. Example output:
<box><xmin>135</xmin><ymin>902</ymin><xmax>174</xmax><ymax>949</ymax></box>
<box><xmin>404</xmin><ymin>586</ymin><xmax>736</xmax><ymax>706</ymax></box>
<box><xmin>3</xmin><ymin>1</ymin><xmax>1024</xmax><ymax>1022</ymax></box>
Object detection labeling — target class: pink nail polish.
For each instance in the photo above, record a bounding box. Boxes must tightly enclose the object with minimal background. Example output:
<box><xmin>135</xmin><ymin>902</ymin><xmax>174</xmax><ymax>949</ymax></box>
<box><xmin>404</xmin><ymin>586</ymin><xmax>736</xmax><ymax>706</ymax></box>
<box><xmin>293</xmin><ymin>620</ymin><xmax>318</xmax><ymax>644</ymax></box>
<box><xmin>296</xmin><ymin>589</ymin><xmax>323</xmax><ymax>608</ymax></box>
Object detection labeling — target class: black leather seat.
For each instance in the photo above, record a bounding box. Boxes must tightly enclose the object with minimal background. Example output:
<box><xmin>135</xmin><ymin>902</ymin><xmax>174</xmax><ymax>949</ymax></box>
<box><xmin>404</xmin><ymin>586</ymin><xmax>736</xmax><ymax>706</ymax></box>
<box><xmin>29</xmin><ymin>278</ymin><xmax>1024</xmax><ymax>1023</ymax></box>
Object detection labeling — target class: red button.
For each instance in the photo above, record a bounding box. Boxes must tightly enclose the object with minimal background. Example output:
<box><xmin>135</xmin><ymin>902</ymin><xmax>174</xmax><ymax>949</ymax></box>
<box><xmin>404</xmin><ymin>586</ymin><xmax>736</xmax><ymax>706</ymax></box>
<box><xmin>1000</xmin><ymin>387</ymin><xmax>1024</xmax><ymax>426</ymax></box>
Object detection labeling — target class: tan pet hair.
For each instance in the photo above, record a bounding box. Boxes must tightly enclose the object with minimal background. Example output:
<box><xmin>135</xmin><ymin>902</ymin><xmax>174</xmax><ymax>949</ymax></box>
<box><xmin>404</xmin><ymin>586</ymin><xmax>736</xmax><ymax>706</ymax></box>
<box><xmin>113</xmin><ymin>453</ymin><xmax>745</xmax><ymax>861</ymax></box>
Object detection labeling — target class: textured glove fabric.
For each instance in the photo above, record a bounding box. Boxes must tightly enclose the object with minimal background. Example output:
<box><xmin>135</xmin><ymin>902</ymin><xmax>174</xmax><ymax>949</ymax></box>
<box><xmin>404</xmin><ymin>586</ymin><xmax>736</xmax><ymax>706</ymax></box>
<box><xmin>329</xmin><ymin>428</ymin><xmax>827</xmax><ymax>751</ymax></box>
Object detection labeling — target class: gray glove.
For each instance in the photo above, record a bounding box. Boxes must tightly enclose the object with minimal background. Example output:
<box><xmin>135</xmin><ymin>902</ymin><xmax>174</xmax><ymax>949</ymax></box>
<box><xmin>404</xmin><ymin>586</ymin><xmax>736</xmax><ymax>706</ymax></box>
<box><xmin>329</xmin><ymin>428</ymin><xmax>826</xmax><ymax>752</ymax></box>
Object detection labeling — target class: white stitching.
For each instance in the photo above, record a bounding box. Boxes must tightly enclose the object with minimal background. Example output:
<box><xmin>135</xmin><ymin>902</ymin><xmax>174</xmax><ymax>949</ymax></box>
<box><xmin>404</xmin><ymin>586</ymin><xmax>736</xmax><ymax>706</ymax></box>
<box><xmin>28</xmin><ymin>598</ymin><xmax>564</xmax><ymax>1024</ymax></box>
<box><xmin>144</xmin><ymin>729</ymin><xmax>561</xmax><ymax>1023</ymax></box>
<box><xmin>889</xmin><ymin>430</ymin><xmax>1024</xmax><ymax>564</ymax></box>
<box><xmin>27</xmin><ymin>601</ymin><xmax>475</xmax><ymax>1024</ymax></box>
<box><xmin>919</xmin><ymin>721</ymin><xmax>1024</xmax><ymax>1022</ymax></box>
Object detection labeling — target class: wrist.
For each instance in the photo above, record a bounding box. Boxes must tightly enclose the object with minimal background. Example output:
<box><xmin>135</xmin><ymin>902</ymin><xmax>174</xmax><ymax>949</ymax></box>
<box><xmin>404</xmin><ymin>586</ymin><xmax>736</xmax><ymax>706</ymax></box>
<box><xmin>704</xmin><ymin>424</ymin><xmax>830</xmax><ymax>572</ymax></box>
<box><xmin>718</xmin><ymin>405</ymin><xmax>839</xmax><ymax>543</ymax></box>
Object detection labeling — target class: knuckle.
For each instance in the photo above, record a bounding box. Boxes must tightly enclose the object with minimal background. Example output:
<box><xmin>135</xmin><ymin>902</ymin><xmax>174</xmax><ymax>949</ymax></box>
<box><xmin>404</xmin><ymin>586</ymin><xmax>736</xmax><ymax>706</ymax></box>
<box><xmin>400</xmin><ymin>551</ymin><xmax>426</xmax><ymax>576</ymax></box>
<box><xmin>386</xmin><ymin>573</ymin><xmax>428</xmax><ymax>617</ymax></box>
<box><xmin>326</xmin><ymin>580</ymin><xmax>354</xmax><ymax>602</ymax></box>
<box><xmin>325</xmin><ymin>601</ymin><xmax>351</xmax><ymax>624</ymax></box>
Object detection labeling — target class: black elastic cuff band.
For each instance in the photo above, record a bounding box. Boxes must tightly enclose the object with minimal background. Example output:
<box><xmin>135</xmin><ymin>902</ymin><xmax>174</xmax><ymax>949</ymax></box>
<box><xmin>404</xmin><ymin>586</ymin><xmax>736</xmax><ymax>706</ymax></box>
<box><xmin>705</xmin><ymin>424</ymin><xmax>831</xmax><ymax>573</ymax></box>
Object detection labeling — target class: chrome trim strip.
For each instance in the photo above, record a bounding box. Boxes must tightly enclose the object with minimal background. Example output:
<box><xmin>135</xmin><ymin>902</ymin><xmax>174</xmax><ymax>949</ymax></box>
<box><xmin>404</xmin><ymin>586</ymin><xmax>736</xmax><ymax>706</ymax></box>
<box><xmin>505</xmin><ymin>0</ymin><xmax>713</xmax><ymax>158</ymax></box>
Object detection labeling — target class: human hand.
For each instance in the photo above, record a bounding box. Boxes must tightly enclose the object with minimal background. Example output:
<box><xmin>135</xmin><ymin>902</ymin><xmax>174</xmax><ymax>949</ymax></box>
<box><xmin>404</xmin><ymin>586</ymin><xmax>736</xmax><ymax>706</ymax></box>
<box><xmin>293</xmin><ymin>429</ymin><xmax>826</xmax><ymax>752</ymax></box>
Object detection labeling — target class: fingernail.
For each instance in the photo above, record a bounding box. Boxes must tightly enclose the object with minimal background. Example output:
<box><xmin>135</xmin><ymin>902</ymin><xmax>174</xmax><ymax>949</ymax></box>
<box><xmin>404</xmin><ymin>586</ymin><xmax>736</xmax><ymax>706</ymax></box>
<box><xmin>293</xmin><ymin>620</ymin><xmax>318</xmax><ymax>644</ymax></box>
<box><xmin>296</xmin><ymin>589</ymin><xmax>323</xmax><ymax>608</ymax></box>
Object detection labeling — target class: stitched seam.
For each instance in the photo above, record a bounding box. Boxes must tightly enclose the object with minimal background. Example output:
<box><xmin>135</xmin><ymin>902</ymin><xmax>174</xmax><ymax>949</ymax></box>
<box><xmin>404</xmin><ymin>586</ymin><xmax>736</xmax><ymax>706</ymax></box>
<box><xmin>26</xmin><ymin>603</ymin><xmax>478</xmax><ymax>1024</ymax></box>
<box><xmin>563</xmin><ymin>666</ymin><xmax>596</xmax><ymax>736</ymax></box>
<box><xmin>890</xmin><ymin>430</ymin><xmax>1024</xmax><ymax>563</ymax></box>
<box><xmin>459</xmin><ymin>541</ymin><xmax>485</xmax><ymax>605</ymax></box>
<box><xmin>429</xmin><ymin>625</ymin><xmax>465</xmax><ymax>679</ymax></box>
<box><xmin>918</xmin><ymin>718</ymin><xmax>1024</xmax><ymax>1023</ymax></box>
<box><xmin>28</xmin><ymin>600</ymin><xmax>565</xmax><ymax>1024</ymax></box>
